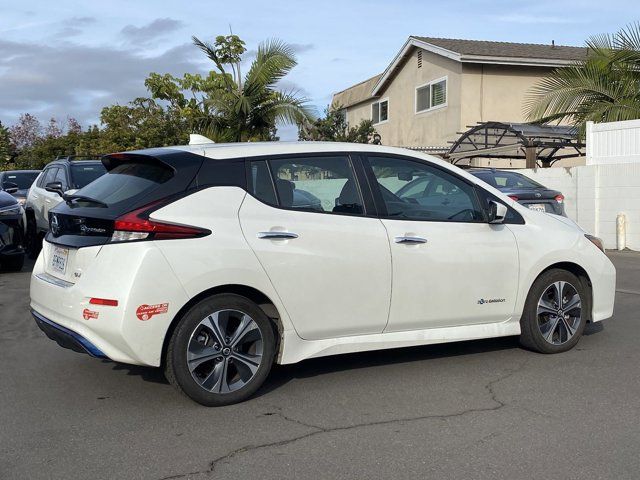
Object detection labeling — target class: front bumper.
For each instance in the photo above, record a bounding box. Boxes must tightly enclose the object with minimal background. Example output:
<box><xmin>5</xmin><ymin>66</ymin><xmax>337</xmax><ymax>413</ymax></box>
<box><xmin>32</xmin><ymin>310</ymin><xmax>107</xmax><ymax>358</ymax></box>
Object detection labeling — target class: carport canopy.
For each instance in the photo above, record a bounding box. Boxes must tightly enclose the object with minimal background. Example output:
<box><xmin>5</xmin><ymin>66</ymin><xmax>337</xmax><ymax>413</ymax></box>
<box><xmin>446</xmin><ymin>121</ymin><xmax>585</xmax><ymax>167</ymax></box>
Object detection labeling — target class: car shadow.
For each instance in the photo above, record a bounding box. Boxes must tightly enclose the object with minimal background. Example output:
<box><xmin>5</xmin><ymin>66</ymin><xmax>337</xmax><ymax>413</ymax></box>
<box><xmin>107</xmin><ymin>323</ymin><xmax>607</xmax><ymax>396</ymax></box>
<box><xmin>255</xmin><ymin>335</ymin><xmax>521</xmax><ymax>399</ymax></box>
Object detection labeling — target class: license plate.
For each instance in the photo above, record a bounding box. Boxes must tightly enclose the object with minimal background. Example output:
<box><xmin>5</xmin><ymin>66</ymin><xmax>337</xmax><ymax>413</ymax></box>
<box><xmin>51</xmin><ymin>246</ymin><xmax>69</xmax><ymax>274</ymax></box>
<box><xmin>528</xmin><ymin>204</ymin><xmax>547</xmax><ymax>212</ymax></box>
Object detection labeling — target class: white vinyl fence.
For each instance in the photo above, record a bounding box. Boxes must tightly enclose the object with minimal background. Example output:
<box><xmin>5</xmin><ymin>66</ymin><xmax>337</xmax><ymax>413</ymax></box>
<box><xmin>520</xmin><ymin>163</ymin><xmax>640</xmax><ymax>250</ymax></box>
<box><xmin>586</xmin><ymin>119</ymin><xmax>640</xmax><ymax>165</ymax></box>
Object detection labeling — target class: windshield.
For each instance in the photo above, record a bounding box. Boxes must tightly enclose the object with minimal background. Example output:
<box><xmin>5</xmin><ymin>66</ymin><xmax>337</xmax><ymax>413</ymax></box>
<box><xmin>472</xmin><ymin>170</ymin><xmax>544</xmax><ymax>189</ymax></box>
<box><xmin>74</xmin><ymin>161</ymin><xmax>173</xmax><ymax>207</ymax></box>
<box><xmin>3</xmin><ymin>171</ymin><xmax>39</xmax><ymax>190</ymax></box>
<box><xmin>70</xmin><ymin>163</ymin><xmax>107</xmax><ymax>189</ymax></box>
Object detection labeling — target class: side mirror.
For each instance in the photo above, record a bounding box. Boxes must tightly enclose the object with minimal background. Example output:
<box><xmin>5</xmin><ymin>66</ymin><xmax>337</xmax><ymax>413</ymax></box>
<box><xmin>45</xmin><ymin>181</ymin><xmax>65</xmax><ymax>197</ymax></box>
<box><xmin>2</xmin><ymin>181</ymin><xmax>19</xmax><ymax>194</ymax></box>
<box><xmin>488</xmin><ymin>200</ymin><xmax>508</xmax><ymax>224</ymax></box>
<box><xmin>398</xmin><ymin>172</ymin><xmax>413</xmax><ymax>181</ymax></box>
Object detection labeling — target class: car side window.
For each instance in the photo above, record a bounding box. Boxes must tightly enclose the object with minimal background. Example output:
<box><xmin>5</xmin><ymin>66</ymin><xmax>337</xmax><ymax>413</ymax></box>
<box><xmin>367</xmin><ymin>155</ymin><xmax>484</xmax><ymax>222</ymax></box>
<box><xmin>268</xmin><ymin>155</ymin><xmax>364</xmax><ymax>215</ymax></box>
<box><xmin>40</xmin><ymin>167</ymin><xmax>58</xmax><ymax>187</ymax></box>
<box><xmin>54</xmin><ymin>167</ymin><xmax>68</xmax><ymax>190</ymax></box>
<box><xmin>249</xmin><ymin>160</ymin><xmax>278</xmax><ymax>205</ymax></box>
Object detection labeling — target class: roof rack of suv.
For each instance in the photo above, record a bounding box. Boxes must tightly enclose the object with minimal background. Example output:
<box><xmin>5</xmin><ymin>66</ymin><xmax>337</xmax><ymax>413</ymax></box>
<box><xmin>54</xmin><ymin>154</ymin><xmax>103</xmax><ymax>161</ymax></box>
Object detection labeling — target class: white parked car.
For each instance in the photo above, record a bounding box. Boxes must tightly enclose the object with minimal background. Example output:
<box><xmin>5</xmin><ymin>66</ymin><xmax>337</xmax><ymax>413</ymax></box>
<box><xmin>25</xmin><ymin>157</ymin><xmax>106</xmax><ymax>257</ymax></box>
<box><xmin>30</xmin><ymin>142</ymin><xmax>616</xmax><ymax>406</ymax></box>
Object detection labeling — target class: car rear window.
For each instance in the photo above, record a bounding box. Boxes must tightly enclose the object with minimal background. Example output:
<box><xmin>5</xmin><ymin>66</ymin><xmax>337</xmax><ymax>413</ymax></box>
<box><xmin>70</xmin><ymin>163</ymin><xmax>107</xmax><ymax>189</ymax></box>
<box><xmin>4</xmin><ymin>171</ymin><xmax>40</xmax><ymax>189</ymax></box>
<box><xmin>74</xmin><ymin>161</ymin><xmax>173</xmax><ymax>206</ymax></box>
<box><xmin>473</xmin><ymin>171</ymin><xmax>544</xmax><ymax>189</ymax></box>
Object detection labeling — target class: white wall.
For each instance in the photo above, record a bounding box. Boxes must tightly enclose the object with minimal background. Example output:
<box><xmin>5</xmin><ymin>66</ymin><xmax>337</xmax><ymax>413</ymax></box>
<box><xmin>520</xmin><ymin>164</ymin><xmax>640</xmax><ymax>250</ymax></box>
<box><xmin>586</xmin><ymin>119</ymin><xmax>640</xmax><ymax>165</ymax></box>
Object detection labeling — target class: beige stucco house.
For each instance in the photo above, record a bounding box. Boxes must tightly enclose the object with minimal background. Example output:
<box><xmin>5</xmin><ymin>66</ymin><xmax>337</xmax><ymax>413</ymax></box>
<box><xmin>333</xmin><ymin>36</ymin><xmax>587</xmax><ymax>165</ymax></box>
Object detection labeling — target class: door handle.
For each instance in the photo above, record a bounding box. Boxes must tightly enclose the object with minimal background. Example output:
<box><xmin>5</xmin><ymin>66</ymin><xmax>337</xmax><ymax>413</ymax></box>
<box><xmin>394</xmin><ymin>236</ymin><xmax>427</xmax><ymax>245</ymax></box>
<box><xmin>257</xmin><ymin>231</ymin><xmax>299</xmax><ymax>240</ymax></box>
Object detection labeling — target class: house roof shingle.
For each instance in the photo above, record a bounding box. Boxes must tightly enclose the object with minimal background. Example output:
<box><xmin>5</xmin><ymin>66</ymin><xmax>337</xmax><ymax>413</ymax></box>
<box><xmin>412</xmin><ymin>36</ymin><xmax>588</xmax><ymax>62</ymax></box>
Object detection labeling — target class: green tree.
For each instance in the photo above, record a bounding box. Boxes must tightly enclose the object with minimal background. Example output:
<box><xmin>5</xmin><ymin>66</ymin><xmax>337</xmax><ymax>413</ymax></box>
<box><xmin>299</xmin><ymin>104</ymin><xmax>376</xmax><ymax>143</ymax></box>
<box><xmin>526</xmin><ymin>23</ymin><xmax>640</xmax><ymax>131</ymax></box>
<box><xmin>191</xmin><ymin>35</ymin><xmax>315</xmax><ymax>141</ymax></box>
<box><xmin>0</xmin><ymin>121</ymin><xmax>12</xmax><ymax>168</ymax></box>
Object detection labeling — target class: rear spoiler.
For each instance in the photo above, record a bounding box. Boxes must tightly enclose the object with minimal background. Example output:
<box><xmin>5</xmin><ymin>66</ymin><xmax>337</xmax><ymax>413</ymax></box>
<box><xmin>102</xmin><ymin>149</ymin><xmax>204</xmax><ymax>173</ymax></box>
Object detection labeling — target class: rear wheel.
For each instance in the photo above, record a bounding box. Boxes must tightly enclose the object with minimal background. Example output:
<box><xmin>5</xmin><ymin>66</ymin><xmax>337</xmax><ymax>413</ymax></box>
<box><xmin>519</xmin><ymin>269</ymin><xmax>587</xmax><ymax>353</ymax></box>
<box><xmin>165</xmin><ymin>294</ymin><xmax>276</xmax><ymax>406</ymax></box>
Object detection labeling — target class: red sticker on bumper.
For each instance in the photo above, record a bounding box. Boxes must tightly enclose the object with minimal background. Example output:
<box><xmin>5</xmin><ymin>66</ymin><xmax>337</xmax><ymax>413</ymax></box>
<box><xmin>82</xmin><ymin>308</ymin><xmax>99</xmax><ymax>320</ymax></box>
<box><xmin>136</xmin><ymin>303</ymin><xmax>169</xmax><ymax>321</ymax></box>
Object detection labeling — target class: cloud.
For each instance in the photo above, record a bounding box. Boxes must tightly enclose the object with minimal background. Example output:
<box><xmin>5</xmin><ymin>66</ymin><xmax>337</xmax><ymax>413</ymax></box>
<box><xmin>52</xmin><ymin>16</ymin><xmax>98</xmax><ymax>39</ymax></box>
<box><xmin>0</xmin><ymin>38</ymin><xmax>207</xmax><ymax>126</ymax></box>
<box><xmin>121</xmin><ymin>18</ymin><xmax>184</xmax><ymax>45</ymax></box>
<box><xmin>289</xmin><ymin>43</ymin><xmax>314</xmax><ymax>54</ymax></box>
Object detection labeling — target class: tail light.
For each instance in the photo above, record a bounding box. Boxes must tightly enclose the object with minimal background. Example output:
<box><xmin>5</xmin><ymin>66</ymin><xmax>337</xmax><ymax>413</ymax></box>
<box><xmin>555</xmin><ymin>194</ymin><xmax>564</xmax><ymax>204</ymax></box>
<box><xmin>508</xmin><ymin>195</ymin><xmax>519</xmax><ymax>201</ymax></box>
<box><xmin>111</xmin><ymin>201</ymin><xmax>210</xmax><ymax>243</ymax></box>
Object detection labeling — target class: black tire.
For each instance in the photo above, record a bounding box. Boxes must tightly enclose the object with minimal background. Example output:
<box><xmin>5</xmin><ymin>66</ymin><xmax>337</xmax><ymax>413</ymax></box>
<box><xmin>165</xmin><ymin>293</ymin><xmax>276</xmax><ymax>406</ymax></box>
<box><xmin>1</xmin><ymin>254</ymin><xmax>25</xmax><ymax>272</ymax></box>
<box><xmin>519</xmin><ymin>269</ymin><xmax>588</xmax><ymax>354</ymax></box>
<box><xmin>25</xmin><ymin>216</ymin><xmax>42</xmax><ymax>259</ymax></box>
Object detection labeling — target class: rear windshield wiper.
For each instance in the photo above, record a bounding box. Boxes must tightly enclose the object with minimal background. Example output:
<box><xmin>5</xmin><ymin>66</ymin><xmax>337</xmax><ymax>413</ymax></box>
<box><xmin>63</xmin><ymin>194</ymin><xmax>108</xmax><ymax>208</ymax></box>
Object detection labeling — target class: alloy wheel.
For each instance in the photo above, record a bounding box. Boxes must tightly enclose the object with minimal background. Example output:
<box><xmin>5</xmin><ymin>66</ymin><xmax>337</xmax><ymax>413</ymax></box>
<box><xmin>187</xmin><ymin>310</ymin><xmax>264</xmax><ymax>394</ymax></box>
<box><xmin>536</xmin><ymin>281</ymin><xmax>582</xmax><ymax>345</ymax></box>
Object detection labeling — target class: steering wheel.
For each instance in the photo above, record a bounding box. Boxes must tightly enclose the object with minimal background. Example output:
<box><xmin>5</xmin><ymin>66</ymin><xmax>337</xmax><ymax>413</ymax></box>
<box><xmin>447</xmin><ymin>208</ymin><xmax>476</xmax><ymax>221</ymax></box>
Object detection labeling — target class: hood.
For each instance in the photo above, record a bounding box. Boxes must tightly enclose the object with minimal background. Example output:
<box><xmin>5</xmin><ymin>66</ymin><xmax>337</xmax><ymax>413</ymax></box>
<box><xmin>0</xmin><ymin>190</ymin><xmax>19</xmax><ymax>208</ymax></box>
<box><xmin>548</xmin><ymin>213</ymin><xmax>583</xmax><ymax>232</ymax></box>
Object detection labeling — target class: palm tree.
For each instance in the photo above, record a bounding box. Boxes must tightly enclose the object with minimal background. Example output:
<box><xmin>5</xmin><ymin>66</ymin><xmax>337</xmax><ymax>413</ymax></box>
<box><xmin>192</xmin><ymin>35</ymin><xmax>315</xmax><ymax>142</ymax></box>
<box><xmin>525</xmin><ymin>23</ymin><xmax>640</xmax><ymax>132</ymax></box>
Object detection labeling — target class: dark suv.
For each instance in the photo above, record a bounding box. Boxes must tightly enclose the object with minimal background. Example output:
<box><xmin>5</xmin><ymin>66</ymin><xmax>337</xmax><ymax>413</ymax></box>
<box><xmin>0</xmin><ymin>170</ymin><xmax>41</xmax><ymax>206</ymax></box>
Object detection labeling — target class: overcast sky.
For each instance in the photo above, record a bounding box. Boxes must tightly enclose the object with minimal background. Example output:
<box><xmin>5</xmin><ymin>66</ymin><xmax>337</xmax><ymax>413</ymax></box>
<box><xmin>2</xmin><ymin>0</ymin><xmax>639</xmax><ymax>140</ymax></box>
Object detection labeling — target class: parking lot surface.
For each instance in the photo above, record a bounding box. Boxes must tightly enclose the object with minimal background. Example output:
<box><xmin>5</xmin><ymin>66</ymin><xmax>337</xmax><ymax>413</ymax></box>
<box><xmin>1</xmin><ymin>252</ymin><xmax>640</xmax><ymax>479</ymax></box>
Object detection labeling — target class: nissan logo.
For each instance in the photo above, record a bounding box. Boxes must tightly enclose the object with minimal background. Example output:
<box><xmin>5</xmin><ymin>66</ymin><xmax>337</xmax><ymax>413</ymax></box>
<box><xmin>50</xmin><ymin>214</ymin><xmax>60</xmax><ymax>237</ymax></box>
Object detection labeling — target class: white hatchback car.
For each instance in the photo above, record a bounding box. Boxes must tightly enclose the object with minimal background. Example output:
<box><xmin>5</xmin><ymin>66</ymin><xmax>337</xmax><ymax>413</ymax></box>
<box><xmin>30</xmin><ymin>142</ymin><xmax>616</xmax><ymax>406</ymax></box>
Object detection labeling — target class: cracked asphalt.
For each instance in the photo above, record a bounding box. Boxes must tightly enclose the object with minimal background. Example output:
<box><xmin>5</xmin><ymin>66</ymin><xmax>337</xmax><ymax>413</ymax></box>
<box><xmin>1</xmin><ymin>252</ymin><xmax>640</xmax><ymax>479</ymax></box>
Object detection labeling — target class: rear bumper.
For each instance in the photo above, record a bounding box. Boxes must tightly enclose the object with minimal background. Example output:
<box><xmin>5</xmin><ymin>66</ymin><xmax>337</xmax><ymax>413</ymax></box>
<box><xmin>30</xmin><ymin>240</ymin><xmax>190</xmax><ymax>367</ymax></box>
<box><xmin>32</xmin><ymin>310</ymin><xmax>107</xmax><ymax>359</ymax></box>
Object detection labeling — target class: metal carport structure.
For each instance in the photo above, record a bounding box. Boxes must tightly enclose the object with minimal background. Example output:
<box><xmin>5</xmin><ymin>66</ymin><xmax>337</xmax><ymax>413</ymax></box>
<box><xmin>446</xmin><ymin>122</ymin><xmax>585</xmax><ymax>168</ymax></box>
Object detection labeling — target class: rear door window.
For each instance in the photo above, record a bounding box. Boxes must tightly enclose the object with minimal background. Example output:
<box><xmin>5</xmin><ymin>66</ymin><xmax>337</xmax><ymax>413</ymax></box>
<box><xmin>249</xmin><ymin>160</ymin><xmax>278</xmax><ymax>205</ymax></box>
<box><xmin>74</xmin><ymin>161</ymin><xmax>173</xmax><ymax>207</ymax></box>
<box><xmin>267</xmin><ymin>155</ymin><xmax>364</xmax><ymax>215</ymax></box>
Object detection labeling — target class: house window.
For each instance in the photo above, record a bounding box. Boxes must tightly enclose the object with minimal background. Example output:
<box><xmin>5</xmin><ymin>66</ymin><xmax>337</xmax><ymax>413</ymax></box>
<box><xmin>372</xmin><ymin>99</ymin><xmax>389</xmax><ymax>124</ymax></box>
<box><xmin>415</xmin><ymin>77</ymin><xmax>447</xmax><ymax>114</ymax></box>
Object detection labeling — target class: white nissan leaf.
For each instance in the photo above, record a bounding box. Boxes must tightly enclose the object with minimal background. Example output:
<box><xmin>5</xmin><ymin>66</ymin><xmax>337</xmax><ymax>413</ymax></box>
<box><xmin>30</xmin><ymin>142</ymin><xmax>616</xmax><ymax>406</ymax></box>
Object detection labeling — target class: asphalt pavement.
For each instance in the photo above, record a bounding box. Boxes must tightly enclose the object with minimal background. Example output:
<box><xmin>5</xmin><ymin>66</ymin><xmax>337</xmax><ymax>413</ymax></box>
<box><xmin>1</xmin><ymin>252</ymin><xmax>639</xmax><ymax>479</ymax></box>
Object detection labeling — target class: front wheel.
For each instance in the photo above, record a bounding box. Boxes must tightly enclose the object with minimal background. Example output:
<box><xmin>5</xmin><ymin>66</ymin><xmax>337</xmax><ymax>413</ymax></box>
<box><xmin>519</xmin><ymin>269</ymin><xmax>588</xmax><ymax>354</ymax></box>
<box><xmin>165</xmin><ymin>294</ymin><xmax>276</xmax><ymax>406</ymax></box>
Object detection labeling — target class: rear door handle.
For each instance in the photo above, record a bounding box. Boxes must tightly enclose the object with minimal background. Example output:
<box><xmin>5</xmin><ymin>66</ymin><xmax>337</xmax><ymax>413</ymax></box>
<box><xmin>258</xmin><ymin>231</ymin><xmax>299</xmax><ymax>240</ymax></box>
<box><xmin>394</xmin><ymin>236</ymin><xmax>427</xmax><ymax>244</ymax></box>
